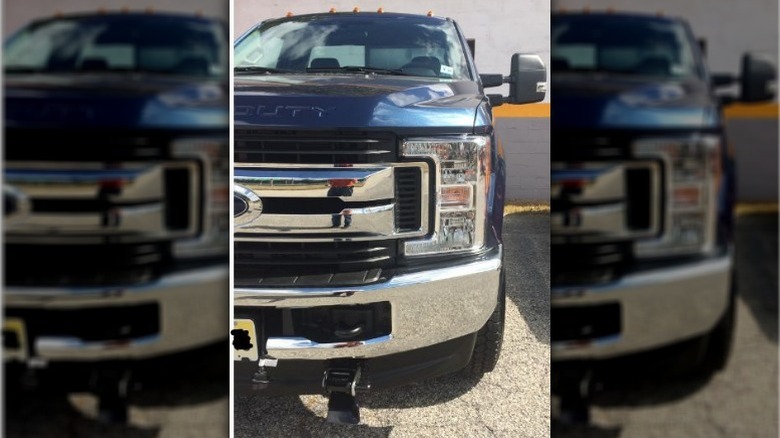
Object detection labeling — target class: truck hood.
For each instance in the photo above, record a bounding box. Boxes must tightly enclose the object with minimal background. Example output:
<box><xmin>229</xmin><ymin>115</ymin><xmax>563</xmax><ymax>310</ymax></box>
<box><xmin>234</xmin><ymin>74</ymin><xmax>486</xmax><ymax>131</ymax></box>
<box><xmin>4</xmin><ymin>73</ymin><xmax>227</xmax><ymax>129</ymax></box>
<box><xmin>552</xmin><ymin>73</ymin><xmax>719</xmax><ymax>129</ymax></box>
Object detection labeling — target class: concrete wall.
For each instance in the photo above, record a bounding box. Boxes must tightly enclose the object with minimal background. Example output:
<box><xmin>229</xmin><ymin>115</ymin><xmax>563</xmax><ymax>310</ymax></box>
<box><xmin>498</xmin><ymin>116</ymin><xmax>550</xmax><ymax>202</ymax></box>
<box><xmin>729</xmin><ymin>117</ymin><xmax>779</xmax><ymax>201</ymax></box>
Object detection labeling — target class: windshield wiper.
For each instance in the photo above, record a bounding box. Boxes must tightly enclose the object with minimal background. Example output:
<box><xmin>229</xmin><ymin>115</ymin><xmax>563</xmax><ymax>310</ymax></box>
<box><xmin>306</xmin><ymin>66</ymin><xmax>410</xmax><ymax>76</ymax></box>
<box><xmin>234</xmin><ymin>66</ymin><xmax>292</xmax><ymax>74</ymax></box>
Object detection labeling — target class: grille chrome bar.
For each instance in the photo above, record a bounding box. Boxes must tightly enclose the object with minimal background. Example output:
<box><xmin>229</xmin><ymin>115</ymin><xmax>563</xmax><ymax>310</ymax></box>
<box><xmin>4</xmin><ymin>161</ymin><xmax>200</xmax><ymax>239</ymax></box>
<box><xmin>234</xmin><ymin>162</ymin><xmax>428</xmax><ymax>242</ymax></box>
<box><xmin>237</xmin><ymin>204</ymin><xmax>396</xmax><ymax>236</ymax></box>
<box><xmin>234</xmin><ymin>166</ymin><xmax>394</xmax><ymax>201</ymax></box>
<box><xmin>551</xmin><ymin>161</ymin><xmax>661</xmax><ymax>241</ymax></box>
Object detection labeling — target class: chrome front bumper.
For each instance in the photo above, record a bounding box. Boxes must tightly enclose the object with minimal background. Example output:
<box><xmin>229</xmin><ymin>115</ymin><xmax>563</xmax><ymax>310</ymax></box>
<box><xmin>4</xmin><ymin>265</ymin><xmax>228</xmax><ymax>362</ymax></box>
<box><xmin>551</xmin><ymin>254</ymin><xmax>732</xmax><ymax>360</ymax></box>
<box><xmin>234</xmin><ymin>250</ymin><xmax>502</xmax><ymax>360</ymax></box>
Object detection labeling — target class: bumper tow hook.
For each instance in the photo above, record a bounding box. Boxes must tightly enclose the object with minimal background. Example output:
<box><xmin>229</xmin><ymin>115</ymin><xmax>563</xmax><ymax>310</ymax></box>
<box><xmin>558</xmin><ymin>369</ymin><xmax>594</xmax><ymax>424</ymax></box>
<box><xmin>323</xmin><ymin>366</ymin><xmax>364</xmax><ymax>424</ymax></box>
<box><xmin>251</xmin><ymin>308</ymin><xmax>277</xmax><ymax>389</ymax></box>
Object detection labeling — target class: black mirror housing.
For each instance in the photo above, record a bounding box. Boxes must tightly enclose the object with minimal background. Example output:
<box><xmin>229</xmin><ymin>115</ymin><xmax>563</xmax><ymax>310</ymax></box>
<box><xmin>479</xmin><ymin>53</ymin><xmax>547</xmax><ymax>106</ymax></box>
<box><xmin>740</xmin><ymin>53</ymin><xmax>776</xmax><ymax>102</ymax></box>
<box><xmin>508</xmin><ymin>53</ymin><xmax>547</xmax><ymax>105</ymax></box>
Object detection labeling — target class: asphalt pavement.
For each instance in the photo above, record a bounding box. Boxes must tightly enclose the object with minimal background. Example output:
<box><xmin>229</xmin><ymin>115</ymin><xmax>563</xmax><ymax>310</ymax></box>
<box><xmin>551</xmin><ymin>211</ymin><xmax>779</xmax><ymax>438</ymax></box>
<box><xmin>233</xmin><ymin>212</ymin><xmax>551</xmax><ymax>438</ymax></box>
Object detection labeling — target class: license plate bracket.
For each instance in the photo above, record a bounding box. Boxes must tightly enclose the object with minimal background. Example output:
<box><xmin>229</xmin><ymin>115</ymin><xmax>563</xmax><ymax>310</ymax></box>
<box><xmin>232</xmin><ymin>318</ymin><xmax>259</xmax><ymax>362</ymax></box>
<box><xmin>3</xmin><ymin>317</ymin><xmax>29</xmax><ymax>361</ymax></box>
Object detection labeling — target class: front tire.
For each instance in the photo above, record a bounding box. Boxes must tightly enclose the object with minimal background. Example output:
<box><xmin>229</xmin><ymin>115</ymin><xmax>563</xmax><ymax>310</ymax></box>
<box><xmin>460</xmin><ymin>270</ymin><xmax>506</xmax><ymax>377</ymax></box>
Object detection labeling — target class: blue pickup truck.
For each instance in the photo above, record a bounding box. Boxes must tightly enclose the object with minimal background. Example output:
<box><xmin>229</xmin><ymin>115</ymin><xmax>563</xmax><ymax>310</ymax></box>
<box><xmin>3</xmin><ymin>12</ymin><xmax>230</xmax><ymax>422</ymax></box>
<box><xmin>231</xmin><ymin>10</ymin><xmax>546</xmax><ymax>423</ymax></box>
<box><xmin>549</xmin><ymin>11</ymin><xmax>776</xmax><ymax>421</ymax></box>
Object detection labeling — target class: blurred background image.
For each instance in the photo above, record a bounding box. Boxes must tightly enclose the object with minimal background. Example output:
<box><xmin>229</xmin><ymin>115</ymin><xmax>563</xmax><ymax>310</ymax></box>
<box><xmin>549</xmin><ymin>1</ymin><xmax>777</xmax><ymax>437</ymax></box>
<box><xmin>3</xmin><ymin>1</ymin><xmax>230</xmax><ymax>436</ymax></box>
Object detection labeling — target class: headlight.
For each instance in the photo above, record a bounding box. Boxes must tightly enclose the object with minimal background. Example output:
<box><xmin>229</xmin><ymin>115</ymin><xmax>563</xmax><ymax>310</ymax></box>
<box><xmin>400</xmin><ymin>135</ymin><xmax>491</xmax><ymax>256</ymax></box>
<box><xmin>171</xmin><ymin>138</ymin><xmax>230</xmax><ymax>258</ymax></box>
<box><xmin>634</xmin><ymin>134</ymin><xmax>720</xmax><ymax>257</ymax></box>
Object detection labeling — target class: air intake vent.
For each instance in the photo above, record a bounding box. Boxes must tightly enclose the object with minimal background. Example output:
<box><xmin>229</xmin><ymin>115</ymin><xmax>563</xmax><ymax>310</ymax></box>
<box><xmin>5</xmin><ymin>242</ymin><xmax>169</xmax><ymax>286</ymax></box>
<box><xmin>395</xmin><ymin>166</ymin><xmax>422</xmax><ymax>232</ymax></box>
<box><xmin>234</xmin><ymin>240</ymin><xmax>397</xmax><ymax>287</ymax></box>
<box><xmin>551</xmin><ymin>241</ymin><xmax>632</xmax><ymax>286</ymax></box>
<box><xmin>234</xmin><ymin>129</ymin><xmax>397</xmax><ymax>164</ymax></box>
<box><xmin>5</xmin><ymin>128</ymin><xmax>168</xmax><ymax>161</ymax></box>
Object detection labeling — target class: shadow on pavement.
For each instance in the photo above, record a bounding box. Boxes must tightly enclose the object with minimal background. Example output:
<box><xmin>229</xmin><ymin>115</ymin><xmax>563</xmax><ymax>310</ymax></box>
<box><xmin>235</xmin><ymin>373</ymin><xmax>481</xmax><ymax>435</ymax></box>
<box><xmin>503</xmin><ymin>212</ymin><xmax>550</xmax><ymax>345</ymax></box>
<box><xmin>235</xmin><ymin>393</ymin><xmax>394</xmax><ymax>437</ymax></box>
<box><xmin>735</xmin><ymin>212</ymin><xmax>778</xmax><ymax>344</ymax></box>
<box><xmin>551</xmin><ymin>420</ymin><xmax>622</xmax><ymax>438</ymax></box>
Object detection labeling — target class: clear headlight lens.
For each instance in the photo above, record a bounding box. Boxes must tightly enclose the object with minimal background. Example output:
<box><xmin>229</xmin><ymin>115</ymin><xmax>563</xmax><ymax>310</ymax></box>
<box><xmin>401</xmin><ymin>135</ymin><xmax>491</xmax><ymax>256</ymax></box>
<box><xmin>634</xmin><ymin>135</ymin><xmax>721</xmax><ymax>257</ymax></box>
<box><xmin>171</xmin><ymin>138</ymin><xmax>229</xmax><ymax>258</ymax></box>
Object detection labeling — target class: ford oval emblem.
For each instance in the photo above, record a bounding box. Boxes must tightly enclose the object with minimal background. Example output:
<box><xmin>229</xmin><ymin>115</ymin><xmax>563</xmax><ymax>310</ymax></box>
<box><xmin>3</xmin><ymin>185</ymin><xmax>31</xmax><ymax>225</ymax></box>
<box><xmin>234</xmin><ymin>185</ymin><xmax>263</xmax><ymax>227</ymax></box>
<box><xmin>234</xmin><ymin>195</ymin><xmax>249</xmax><ymax>218</ymax></box>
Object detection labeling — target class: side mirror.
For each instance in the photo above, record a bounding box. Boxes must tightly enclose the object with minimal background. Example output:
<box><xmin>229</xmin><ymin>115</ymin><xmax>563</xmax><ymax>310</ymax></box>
<box><xmin>508</xmin><ymin>53</ymin><xmax>547</xmax><ymax>105</ymax></box>
<box><xmin>740</xmin><ymin>53</ymin><xmax>776</xmax><ymax>102</ymax></box>
<box><xmin>478</xmin><ymin>53</ymin><xmax>547</xmax><ymax>106</ymax></box>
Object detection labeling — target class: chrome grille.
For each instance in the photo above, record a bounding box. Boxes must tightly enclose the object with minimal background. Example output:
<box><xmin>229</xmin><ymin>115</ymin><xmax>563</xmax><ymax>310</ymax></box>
<box><xmin>4</xmin><ymin>161</ymin><xmax>201</xmax><ymax>240</ymax></box>
<box><xmin>551</xmin><ymin>161</ymin><xmax>661</xmax><ymax>241</ymax></box>
<box><xmin>234</xmin><ymin>162</ymin><xmax>428</xmax><ymax>242</ymax></box>
<box><xmin>551</xmin><ymin>160</ymin><xmax>661</xmax><ymax>286</ymax></box>
<box><xmin>234</xmin><ymin>129</ymin><xmax>428</xmax><ymax>286</ymax></box>
<box><xmin>3</xmin><ymin>132</ymin><xmax>206</xmax><ymax>286</ymax></box>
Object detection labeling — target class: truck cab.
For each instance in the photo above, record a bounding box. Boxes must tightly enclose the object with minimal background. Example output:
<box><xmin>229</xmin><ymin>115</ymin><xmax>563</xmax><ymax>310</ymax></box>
<box><xmin>231</xmin><ymin>11</ymin><xmax>545</xmax><ymax>423</ymax></box>
<box><xmin>549</xmin><ymin>11</ymin><xmax>776</xmax><ymax>420</ymax></box>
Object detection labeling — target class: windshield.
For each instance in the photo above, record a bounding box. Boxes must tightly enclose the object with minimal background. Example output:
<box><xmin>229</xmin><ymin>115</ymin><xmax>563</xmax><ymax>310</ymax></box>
<box><xmin>234</xmin><ymin>14</ymin><xmax>471</xmax><ymax>80</ymax></box>
<box><xmin>4</xmin><ymin>14</ymin><xmax>227</xmax><ymax>77</ymax></box>
<box><xmin>552</xmin><ymin>15</ymin><xmax>701</xmax><ymax>78</ymax></box>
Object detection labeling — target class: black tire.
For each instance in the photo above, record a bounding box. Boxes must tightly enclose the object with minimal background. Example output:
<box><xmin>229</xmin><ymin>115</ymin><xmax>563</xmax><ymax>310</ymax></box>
<box><xmin>701</xmin><ymin>283</ymin><xmax>736</xmax><ymax>373</ymax></box>
<box><xmin>460</xmin><ymin>270</ymin><xmax>506</xmax><ymax>377</ymax></box>
<box><xmin>676</xmin><ymin>274</ymin><xmax>737</xmax><ymax>377</ymax></box>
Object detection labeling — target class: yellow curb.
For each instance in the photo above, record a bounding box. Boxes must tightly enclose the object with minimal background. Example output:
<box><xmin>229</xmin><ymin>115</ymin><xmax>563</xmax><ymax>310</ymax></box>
<box><xmin>724</xmin><ymin>103</ymin><xmax>778</xmax><ymax>119</ymax></box>
<box><xmin>504</xmin><ymin>202</ymin><xmax>550</xmax><ymax>215</ymax></box>
<box><xmin>735</xmin><ymin>202</ymin><xmax>778</xmax><ymax>216</ymax></box>
<box><xmin>494</xmin><ymin>103</ymin><xmax>550</xmax><ymax>118</ymax></box>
